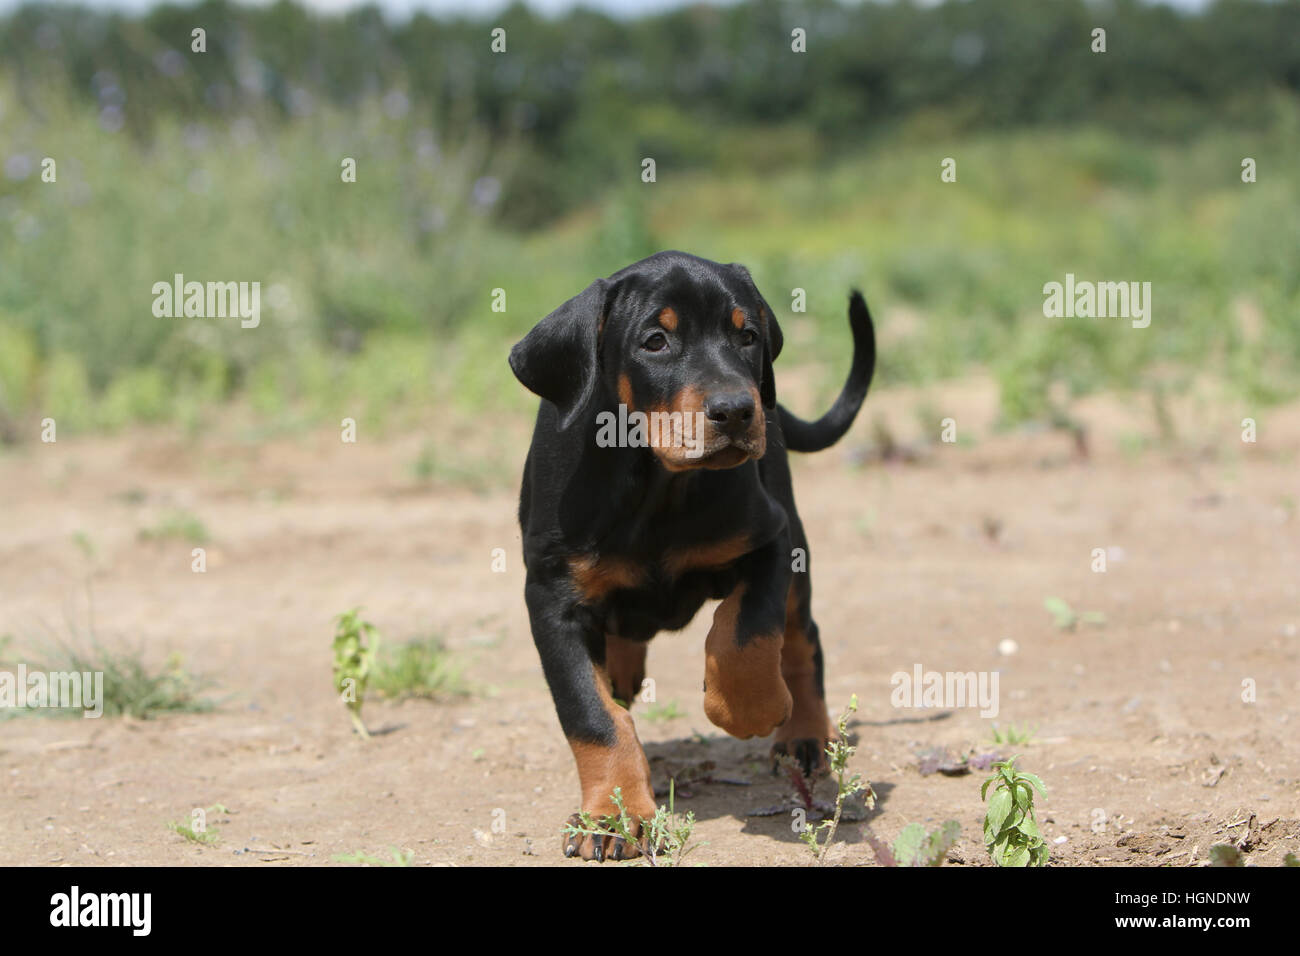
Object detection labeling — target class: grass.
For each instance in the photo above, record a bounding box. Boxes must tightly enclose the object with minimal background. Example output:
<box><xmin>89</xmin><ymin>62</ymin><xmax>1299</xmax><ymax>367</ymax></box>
<box><xmin>371</xmin><ymin>635</ymin><xmax>471</xmax><ymax>701</ymax></box>
<box><xmin>331</xmin><ymin>611</ymin><xmax>471</xmax><ymax>739</ymax></box>
<box><xmin>333</xmin><ymin>847</ymin><xmax>416</xmax><ymax>867</ymax></box>
<box><xmin>137</xmin><ymin>510</ymin><xmax>210</xmax><ymax>545</ymax></box>
<box><xmin>989</xmin><ymin>721</ymin><xmax>1037</xmax><ymax>746</ymax></box>
<box><xmin>3</xmin><ymin>81</ymin><xmax>1298</xmax><ymax>454</ymax></box>
<box><xmin>2</xmin><ymin>631</ymin><xmax>213</xmax><ymax>720</ymax></box>
<box><xmin>640</xmin><ymin>699</ymin><xmax>686</xmax><ymax>723</ymax></box>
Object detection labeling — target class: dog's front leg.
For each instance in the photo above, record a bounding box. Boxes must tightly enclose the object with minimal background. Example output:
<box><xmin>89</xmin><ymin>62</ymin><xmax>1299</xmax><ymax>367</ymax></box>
<box><xmin>703</xmin><ymin>536</ymin><xmax>794</xmax><ymax>740</ymax></box>
<box><xmin>524</xmin><ymin>573</ymin><xmax>657</xmax><ymax>861</ymax></box>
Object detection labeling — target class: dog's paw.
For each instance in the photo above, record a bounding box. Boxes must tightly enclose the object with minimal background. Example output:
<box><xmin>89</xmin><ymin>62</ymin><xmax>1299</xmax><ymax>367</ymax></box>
<box><xmin>771</xmin><ymin>693</ymin><xmax>837</xmax><ymax>777</ymax></box>
<box><xmin>771</xmin><ymin>735</ymin><xmax>832</xmax><ymax>779</ymax></box>
<box><xmin>703</xmin><ymin>675</ymin><xmax>792</xmax><ymax>740</ymax></box>
<box><xmin>562</xmin><ymin>813</ymin><xmax>647</xmax><ymax>862</ymax></box>
<box><xmin>561</xmin><ymin>785</ymin><xmax>658</xmax><ymax>862</ymax></box>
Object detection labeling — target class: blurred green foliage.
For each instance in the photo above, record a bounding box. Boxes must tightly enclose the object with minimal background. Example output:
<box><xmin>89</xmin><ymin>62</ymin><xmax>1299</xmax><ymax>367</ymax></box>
<box><xmin>0</xmin><ymin>0</ymin><xmax>1297</xmax><ymax>444</ymax></box>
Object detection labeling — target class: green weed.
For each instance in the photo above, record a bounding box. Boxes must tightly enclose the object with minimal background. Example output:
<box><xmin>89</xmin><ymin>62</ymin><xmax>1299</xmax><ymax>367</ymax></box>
<box><xmin>981</xmin><ymin>755</ymin><xmax>1050</xmax><ymax>867</ymax></box>
<box><xmin>331</xmin><ymin>608</ymin><xmax>380</xmax><ymax>739</ymax></box>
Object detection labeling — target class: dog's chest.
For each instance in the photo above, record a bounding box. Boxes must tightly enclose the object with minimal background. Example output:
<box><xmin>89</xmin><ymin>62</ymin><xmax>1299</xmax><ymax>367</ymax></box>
<box><xmin>570</xmin><ymin>538</ymin><xmax>750</xmax><ymax>640</ymax></box>
<box><xmin>603</xmin><ymin>566</ymin><xmax>739</xmax><ymax>641</ymax></box>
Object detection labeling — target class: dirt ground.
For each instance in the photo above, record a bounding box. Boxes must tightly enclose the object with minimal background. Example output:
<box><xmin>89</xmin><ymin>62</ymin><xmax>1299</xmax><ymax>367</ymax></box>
<box><xmin>2</xmin><ymin>377</ymin><xmax>1298</xmax><ymax>867</ymax></box>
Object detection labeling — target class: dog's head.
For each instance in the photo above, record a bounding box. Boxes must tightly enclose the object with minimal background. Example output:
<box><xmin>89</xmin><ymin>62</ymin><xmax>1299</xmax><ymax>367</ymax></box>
<box><xmin>509</xmin><ymin>252</ymin><xmax>783</xmax><ymax>471</ymax></box>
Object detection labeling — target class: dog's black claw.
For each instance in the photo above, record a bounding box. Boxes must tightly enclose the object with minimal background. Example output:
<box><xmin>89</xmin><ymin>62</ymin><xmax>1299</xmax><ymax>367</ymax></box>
<box><xmin>795</xmin><ymin>739</ymin><xmax>821</xmax><ymax>776</ymax></box>
<box><xmin>772</xmin><ymin>738</ymin><xmax>829</xmax><ymax>779</ymax></box>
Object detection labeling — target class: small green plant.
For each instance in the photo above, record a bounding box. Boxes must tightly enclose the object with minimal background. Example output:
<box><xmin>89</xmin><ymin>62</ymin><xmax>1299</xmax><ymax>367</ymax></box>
<box><xmin>410</xmin><ymin>442</ymin><xmax>437</xmax><ymax>482</ymax></box>
<box><xmin>643</xmin><ymin>781</ymin><xmax>704</xmax><ymax>867</ymax></box>
<box><xmin>167</xmin><ymin>820</ymin><xmax>218</xmax><ymax>845</ymax></box>
<box><xmin>166</xmin><ymin>804</ymin><xmax>229</xmax><ymax>846</ymax></box>
<box><xmin>371</xmin><ymin>636</ymin><xmax>469</xmax><ymax>701</ymax></box>
<box><xmin>138</xmin><ymin>509</ymin><xmax>210</xmax><ymax>545</ymax></box>
<box><xmin>981</xmin><ymin>755</ymin><xmax>1049</xmax><ymax>867</ymax></box>
<box><xmin>989</xmin><ymin>721</ymin><xmax>1037</xmax><ymax>745</ymax></box>
<box><xmin>1209</xmin><ymin>844</ymin><xmax>1245</xmax><ymax>867</ymax></box>
<box><xmin>72</xmin><ymin>530</ymin><xmax>96</xmax><ymax>559</ymax></box>
<box><xmin>867</xmin><ymin>821</ymin><xmax>961</xmax><ymax>867</ymax></box>
<box><xmin>798</xmin><ymin>695</ymin><xmax>874</xmax><ymax>864</ymax></box>
<box><xmin>1044</xmin><ymin>596</ymin><xmax>1106</xmax><ymax>631</ymax></box>
<box><xmin>1284</xmin><ymin>853</ymin><xmax>1299</xmax><ymax>867</ymax></box>
<box><xmin>641</xmin><ymin>699</ymin><xmax>686</xmax><ymax>723</ymax></box>
<box><xmin>332</xmin><ymin>608</ymin><xmax>381</xmax><ymax>739</ymax></box>
<box><xmin>562</xmin><ymin>783</ymin><xmax>703</xmax><ymax>867</ymax></box>
<box><xmin>333</xmin><ymin>847</ymin><xmax>415</xmax><ymax>866</ymax></box>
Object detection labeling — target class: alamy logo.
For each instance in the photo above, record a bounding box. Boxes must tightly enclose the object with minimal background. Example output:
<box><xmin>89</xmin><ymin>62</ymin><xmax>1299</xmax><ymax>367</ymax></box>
<box><xmin>0</xmin><ymin>665</ymin><xmax>103</xmax><ymax>717</ymax></box>
<box><xmin>595</xmin><ymin>404</ymin><xmax>708</xmax><ymax>458</ymax></box>
<box><xmin>1042</xmin><ymin>273</ymin><xmax>1151</xmax><ymax>328</ymax></box>
<box><xmin>49</xmin><ymin>886</ymin><xmax>151</xmax><ymax>936</ymax></box>
<box><xmin>152</xmin><ymin>273</ymin><xmax>261</xmax><ymax>328</ymax></box>
<box><xmin>890</xmin><ymin>663</ymin><xmax>999</xmax><ymax>718</ymax></box>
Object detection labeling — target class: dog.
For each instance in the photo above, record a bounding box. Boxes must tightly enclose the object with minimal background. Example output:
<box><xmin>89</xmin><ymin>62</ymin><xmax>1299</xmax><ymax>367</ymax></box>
<box><xmin>509</xmin><ymin>251</ymin><xmax>875</xmax><ymax>860</ymax></box>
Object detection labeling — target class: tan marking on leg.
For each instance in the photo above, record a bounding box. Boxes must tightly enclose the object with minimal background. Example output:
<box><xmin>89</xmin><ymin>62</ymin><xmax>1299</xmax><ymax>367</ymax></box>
<box><xmin>703</xmin><ymin>584</ymin><xmax>792</xmax><ymax>739</ymax></box>
<box><xmin>565</xmin><ymin>662</ymin><xmax>657</xmax><ymax>859</ymax></box>
<box><xmin>773</xmin><ymin>584</ymin><xmax>835</xmax><ymax>768</ymax></box>
<box><xmin>605</xmin><ymin>634</ymin><xmax>647</xmax><ymax>706</ymax></box>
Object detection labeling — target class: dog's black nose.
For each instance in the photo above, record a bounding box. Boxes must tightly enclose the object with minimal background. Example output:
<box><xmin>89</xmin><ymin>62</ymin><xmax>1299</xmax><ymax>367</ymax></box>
<box><xmin>704</xmin><ymin>391</ymin><xmax>755</xmax><ymax>437</ymax></box>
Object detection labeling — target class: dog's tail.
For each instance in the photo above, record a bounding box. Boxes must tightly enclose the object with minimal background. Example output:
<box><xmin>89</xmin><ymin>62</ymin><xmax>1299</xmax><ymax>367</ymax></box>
<box><xmin>778</xmin><ymin>290</ymin><xmax>875</xmax><ymax>453</ymax></box>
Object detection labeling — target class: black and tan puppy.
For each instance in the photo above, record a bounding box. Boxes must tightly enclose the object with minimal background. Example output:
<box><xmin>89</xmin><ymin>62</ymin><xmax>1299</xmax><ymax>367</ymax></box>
<box><xmin>509</xmin><ymin>251</ymin><xmax>874</xmax><ymax>860</ymax></box>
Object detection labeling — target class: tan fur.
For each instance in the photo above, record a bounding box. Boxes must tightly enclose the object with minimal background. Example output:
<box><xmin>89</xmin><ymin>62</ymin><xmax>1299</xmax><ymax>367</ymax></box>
<box><xmin>605</xmin><ymin>633</ymin><xmax>647</xmax><ymax>705</ymax></box>
<box><xmin>702</xmin><ymin>584</ymin><xmax>792</xmax><ymax>739</ymax></box>
<box><xmin>569</xmin><ymin>554</ymin><xmax>646</xmax><ymax>604</ymax></box>
<box><xmin>663</xmin><ymin>533</ymin><xmax>750</xmax><ymax>577</ymax></box>
<box><xmin>773</xmin><ymin>585</ymin><xmax>836</xmax><ymax>759</ymax></box>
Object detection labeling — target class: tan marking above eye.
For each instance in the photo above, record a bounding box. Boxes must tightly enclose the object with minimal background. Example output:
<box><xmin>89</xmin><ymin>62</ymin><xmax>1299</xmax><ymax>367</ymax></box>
<box><xmin>658</xmin><ymin>307</ymin><xmax>678</xmax><ymax>331</ymax></box>
<box><xmin>731</xmin><ymin>308</ymin><xmax>746</xmax><ymax>330</ymax></box>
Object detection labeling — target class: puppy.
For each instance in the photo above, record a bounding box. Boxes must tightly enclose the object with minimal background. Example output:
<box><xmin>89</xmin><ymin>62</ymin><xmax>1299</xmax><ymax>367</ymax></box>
<box><xmin>509</xmin><ymin>251</ymin><xmax>874</xmax><ymax>860</ymax></box>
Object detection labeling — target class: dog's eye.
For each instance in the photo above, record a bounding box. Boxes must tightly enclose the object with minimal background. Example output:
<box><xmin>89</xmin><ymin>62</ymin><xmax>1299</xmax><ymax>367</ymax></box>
<box><xmin>642</xmin><ymin>331</ymin><xmax>669</xmax><ymax>353</ymax></box>
<box><xmin>738</xmin><ymin>328</ymin><xmax>759</xmax><ymax>347</ymax></box>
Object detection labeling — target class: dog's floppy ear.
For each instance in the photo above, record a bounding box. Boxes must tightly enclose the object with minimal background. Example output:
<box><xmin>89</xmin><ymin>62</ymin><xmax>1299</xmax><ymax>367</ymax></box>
<box><xmin>729</xmin><ymin>264</ymin><xmax>783</xmax><ymax>409</ymax></box>
<box><xmin>758</xmin><ymin>297</ymin><xmax>783</xmax><ymax>409</ymax></box>
<box><xmin>509</xmin><ymin>278</ymin><xmax>610</xmax><ymax>430</ymax></box>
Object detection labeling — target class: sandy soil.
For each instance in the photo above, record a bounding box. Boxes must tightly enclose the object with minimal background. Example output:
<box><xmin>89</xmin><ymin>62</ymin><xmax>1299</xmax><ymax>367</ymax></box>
<box><xmin>2</xmin><ymin>378</ymin><xmax>1298</xmax><ymax>867</ymax></box>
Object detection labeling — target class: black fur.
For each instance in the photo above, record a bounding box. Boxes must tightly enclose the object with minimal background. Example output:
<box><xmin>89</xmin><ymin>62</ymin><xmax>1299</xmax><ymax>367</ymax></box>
<box><xmin>510</xmin><ymin>250</ymin><xmax>874</xmax><ymax>764</ymax></box>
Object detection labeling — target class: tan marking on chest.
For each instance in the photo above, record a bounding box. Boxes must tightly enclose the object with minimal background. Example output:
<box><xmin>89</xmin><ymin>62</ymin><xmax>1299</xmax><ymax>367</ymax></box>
<box><xmin>570</xmin><ymin>554</ymin><xmax>646</xmax><ymax>603</ymax></box>
<box><xmin>663</xmin><ymin>533</ymin><xmax>750</xmax><ymax>577</ymax></box>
